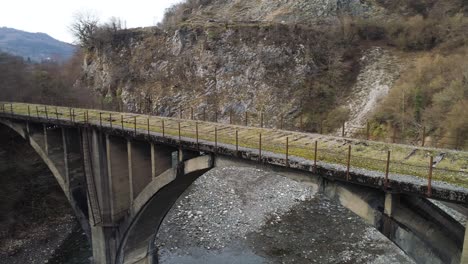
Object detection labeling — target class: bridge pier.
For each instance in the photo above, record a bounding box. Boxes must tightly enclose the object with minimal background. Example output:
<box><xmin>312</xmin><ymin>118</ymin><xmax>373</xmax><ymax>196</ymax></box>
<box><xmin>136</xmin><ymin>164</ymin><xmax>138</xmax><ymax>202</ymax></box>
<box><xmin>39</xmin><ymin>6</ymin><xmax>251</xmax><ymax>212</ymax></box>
<box><xmin>82</xmin><ymin>128</ymin><xmax>118</xmax><ymax>264</ymax></box>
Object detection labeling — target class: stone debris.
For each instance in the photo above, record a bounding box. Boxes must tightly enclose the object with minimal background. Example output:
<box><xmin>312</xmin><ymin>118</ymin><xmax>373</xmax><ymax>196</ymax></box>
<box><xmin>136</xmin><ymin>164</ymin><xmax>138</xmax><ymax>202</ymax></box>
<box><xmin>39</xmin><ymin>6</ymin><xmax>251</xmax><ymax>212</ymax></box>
<box><xmin>156</xmin><ymin>167</ymin><xmax>315</xmax><ymax>252</ymax></box>
<box><xmin>156</xmin><ymin>166</ymin><xmax>415</xmax><ymax>263</ymax></box>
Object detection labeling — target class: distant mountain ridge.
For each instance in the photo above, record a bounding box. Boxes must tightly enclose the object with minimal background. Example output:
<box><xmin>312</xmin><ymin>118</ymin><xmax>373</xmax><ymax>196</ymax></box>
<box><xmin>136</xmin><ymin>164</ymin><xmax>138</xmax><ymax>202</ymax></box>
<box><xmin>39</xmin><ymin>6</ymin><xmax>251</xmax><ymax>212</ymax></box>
<box><xmin>0</xmin><ymin>27</ymin><xmax>76</xmax><ymax>62</ymax></box>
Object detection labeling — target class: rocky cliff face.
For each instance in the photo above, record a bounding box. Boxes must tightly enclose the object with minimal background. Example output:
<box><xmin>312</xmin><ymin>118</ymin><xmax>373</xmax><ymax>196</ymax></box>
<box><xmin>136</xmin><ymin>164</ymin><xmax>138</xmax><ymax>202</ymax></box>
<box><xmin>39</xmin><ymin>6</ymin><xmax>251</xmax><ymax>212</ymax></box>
<box><xmin>80</xmin><ymin>0</ymin><xmax>399</xmax><ymax>129</ymax></box>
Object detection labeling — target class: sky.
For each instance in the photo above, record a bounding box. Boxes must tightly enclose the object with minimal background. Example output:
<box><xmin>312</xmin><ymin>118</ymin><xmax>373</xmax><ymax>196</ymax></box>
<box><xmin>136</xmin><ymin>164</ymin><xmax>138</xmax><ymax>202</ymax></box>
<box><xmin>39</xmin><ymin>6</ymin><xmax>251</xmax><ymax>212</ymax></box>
<box><xmin>0</xmin><ymin>0</ymin><xmax>184</xmax><ymax>43</ymax></box>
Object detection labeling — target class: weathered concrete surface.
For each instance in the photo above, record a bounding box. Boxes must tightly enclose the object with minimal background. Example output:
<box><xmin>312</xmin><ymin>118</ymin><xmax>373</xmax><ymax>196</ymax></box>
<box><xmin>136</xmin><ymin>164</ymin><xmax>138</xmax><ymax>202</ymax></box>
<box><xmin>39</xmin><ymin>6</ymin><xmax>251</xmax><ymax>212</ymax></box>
<box><xmin>118</xmin><ymin>156</ymin><xmax>213</xmax><ymax>264</ymax></box>
<box><xmin>389</xmin><ymin>196</ymin><xmax>462</xmax><ymax>264</ymax></box>
<box><xmin>462</xmin><ymin>223</ymin><xmax>468</xmax><ymax>264</ymax></box>
<box><xmin>128</xmin><ymin>140</ymin><xmax>152</xmax><ymax>201</ymax></box>
<box><xmin>106</xmin><ymin>135</ymin><xmax>131</xmax><ymax>222</ymax></box>
<box><xmin>156</xmin><ymin>166</ymin><xmax>415</xmax><ymax>263</ymax></box>
<box><xmin>132</xmin><ymin>169</ymin><xmax>176</xmax><ymax>216</ymax></box>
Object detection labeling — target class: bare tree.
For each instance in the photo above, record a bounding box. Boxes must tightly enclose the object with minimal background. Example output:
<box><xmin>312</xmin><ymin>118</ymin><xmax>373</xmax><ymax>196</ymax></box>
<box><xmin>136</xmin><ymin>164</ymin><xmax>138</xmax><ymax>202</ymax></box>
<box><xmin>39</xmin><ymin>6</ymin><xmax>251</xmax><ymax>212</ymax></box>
<box><xmin>103</xmin><ymin>17</ymin><xmax>123</xmax><ymax>32</ymax></box>
<box><xmin>69</xmin><ymin>11</ymin><xmax>100</xmax><ymax>48</ymax></box>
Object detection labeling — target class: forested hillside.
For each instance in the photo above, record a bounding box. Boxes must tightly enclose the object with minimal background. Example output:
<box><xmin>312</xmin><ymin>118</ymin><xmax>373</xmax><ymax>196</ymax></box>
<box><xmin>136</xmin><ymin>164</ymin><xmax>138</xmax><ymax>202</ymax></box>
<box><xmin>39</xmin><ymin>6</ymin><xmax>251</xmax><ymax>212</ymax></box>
<box><xmin>0</xmin><ymin>52</ymin><xmax>94</xmax><ymax>107</ymax></box>
<box><xmin>0</xmin><ymin>27</ymin><xmax>76</xmax><ymax>62</ymax></box>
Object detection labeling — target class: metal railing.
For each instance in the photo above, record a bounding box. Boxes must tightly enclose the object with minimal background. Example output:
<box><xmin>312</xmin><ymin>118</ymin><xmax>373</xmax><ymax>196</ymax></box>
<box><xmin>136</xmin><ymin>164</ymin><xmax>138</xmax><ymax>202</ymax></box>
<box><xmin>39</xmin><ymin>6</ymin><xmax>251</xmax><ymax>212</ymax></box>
<box><xmin>1</xmin><ymin>102</ymin><xmax>467</xmax><ymax>193</ymax></box>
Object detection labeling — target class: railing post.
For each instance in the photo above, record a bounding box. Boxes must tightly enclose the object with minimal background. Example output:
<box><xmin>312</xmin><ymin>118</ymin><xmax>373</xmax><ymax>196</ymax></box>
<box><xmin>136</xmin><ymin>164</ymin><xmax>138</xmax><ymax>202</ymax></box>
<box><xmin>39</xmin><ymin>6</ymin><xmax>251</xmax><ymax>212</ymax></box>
<box><xmin>178</xmin><ymin>122</ymin><xmax>181</xmax><ymax>141</ymax></box>
<box><xmin>427</xmin><ymin>156</ymin><xmax>433</xmax><ymax>197</ymax></box>
<box><xmin>346</xmin><ymin>145</ymin><xmax>351</xmax><ymax>181</ymax></box>
<box><xmin>72</xmin><ymin>109</ymin><xmax>75</xmax><ymax>122</ymax></box>
<box><xmin>422</xmin><ymin>126</ymin><xmax>426</xmax><ymax>147</ymax></box>
<box><xmin>314</xmin><ymin>141</ymin><xmax>318</xmax><ymax>172</ymax></box>
<box><xmin>121</xmin><ymin>115</ymin><xmax>124</xmax><ymax>130</ymax></box>
<box><xmin>162</xmin><ymin>120</ymin><xmax>165</xmax><ymax>137</ymax></box>
<box><xmin>10</xmin><ymin>104</ymin><xmax>13</xmax><ymax>116</ymax></box>
<box><xmin>385</xmin><ymin>151</ymin><xmax>391</xmax><ymax>189</ymax></box>
<box><xmin>259</xmin><ymin>133</ymin><xmax>262</xmax><ymax>162</ymax></box>
<box><xmin>99</xmin><ymin>112</ymin><xmax>102</xmax><ymax>127</ymax></box>
<box><xmin>134</xmin><ymin>116</ymin><xmax>137</xmax><ymax>135</ymax></box>
<box><xmin>214</xmin><ymin>127</ymin><xmax>218</xmax><ymax>152</ymax></box>
<box><xmin>367</xmin><ymin>121</ymin><xmax>370</xmax><ymax>140</ymax></box>
<box><xmin>196</xmin><ymin>122</ymin><xmax>199</xmax><ymax>149</ymax></box>
<box><xmin>69</xmin><ymin>108</ymin><xmax>72</xmax><ymax>122</ymax></box>
<box><xmin>36</xmin><ymin>106</ymin><xmax>39</xmax><ymax>118</ymax></box>
<box><xmin>147</xmin><ymin>118</ymin><xmax>150</xmax><ymax>136</ymax></box>
<box><xmin>342</xmin><ymin>122</ymin><xmax>345</xmax><ymax>137</ymax></box>
<box><xmin>235</xmin><ymin>130</ymin><xmax>239</xmax><ymax>154</ymax></box>
<box><xmin>191</xmin><ymin>107</ymin><xmax>194</xmax><ymax>120</ymax></box>
<box><xmin>286</xmin><ymin>137</ymin><xmax>289</xmax><ymax>167</ymax></box>
<box><xmin>27</xmin><ymin>105</ymin><xmax>31</xmax><ymax>118</ymax></box>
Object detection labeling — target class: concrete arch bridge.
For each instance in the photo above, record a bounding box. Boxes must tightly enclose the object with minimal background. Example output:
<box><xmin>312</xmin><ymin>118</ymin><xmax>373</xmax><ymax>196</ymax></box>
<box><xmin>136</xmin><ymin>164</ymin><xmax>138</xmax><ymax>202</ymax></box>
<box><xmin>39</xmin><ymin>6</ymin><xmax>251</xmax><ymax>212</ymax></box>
<box><xmin>0</xmin><ymin>102</ymin><xmax>467</xmax><ymax>264</ymax></box>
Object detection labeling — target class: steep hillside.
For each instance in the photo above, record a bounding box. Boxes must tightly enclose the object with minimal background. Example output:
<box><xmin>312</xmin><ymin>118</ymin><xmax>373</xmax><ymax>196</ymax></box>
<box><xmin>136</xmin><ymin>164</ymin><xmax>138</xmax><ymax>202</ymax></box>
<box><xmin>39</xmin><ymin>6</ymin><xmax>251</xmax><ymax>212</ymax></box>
<box><xmin>0</xmin><ymin>27</ymin><xmax>76</xmax><ymax>62</ymax></box>
<box><xmin>79</xmin><ymin>0</ymin><xmax>468</xmax><ymax>148</ymax></box>
<box><xmin>161</xmin><ymin>0</ymin><xmax>380</xmax><ymax>26</ymax></box>
<box><xmin>82</xmin><ymin>23</ymin><xmax>358</xmax><ymax>128</ymax></box>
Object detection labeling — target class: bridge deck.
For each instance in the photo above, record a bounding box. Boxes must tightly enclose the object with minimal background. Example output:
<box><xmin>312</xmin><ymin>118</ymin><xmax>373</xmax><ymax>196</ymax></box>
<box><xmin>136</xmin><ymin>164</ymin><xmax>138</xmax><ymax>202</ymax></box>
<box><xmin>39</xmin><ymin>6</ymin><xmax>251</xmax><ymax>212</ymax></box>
<box><xmin>1</xmin><ymin>102</ymin><xmax>467</xmax><ymax>197</ymax></box>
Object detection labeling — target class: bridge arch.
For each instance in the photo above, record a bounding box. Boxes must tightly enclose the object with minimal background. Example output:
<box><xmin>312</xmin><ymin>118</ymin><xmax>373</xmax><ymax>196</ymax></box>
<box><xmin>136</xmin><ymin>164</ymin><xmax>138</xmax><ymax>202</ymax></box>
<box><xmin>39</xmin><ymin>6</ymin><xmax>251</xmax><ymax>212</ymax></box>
<box><xmin>117</xmin><ymin>155</ymin><xmax>315</xmax><ymax>264</ymax></box>
<box><xmin>117</xmin><ymin>155</ymin><xmax>214</xmax><ymax>264</ymax></box>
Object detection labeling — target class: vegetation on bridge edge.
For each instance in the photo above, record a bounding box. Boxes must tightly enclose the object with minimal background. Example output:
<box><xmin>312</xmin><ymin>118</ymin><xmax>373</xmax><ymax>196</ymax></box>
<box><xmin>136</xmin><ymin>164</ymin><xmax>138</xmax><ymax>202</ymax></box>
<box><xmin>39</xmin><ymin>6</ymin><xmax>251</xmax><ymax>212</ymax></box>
<box><xmin>2</xmin><ymin>102</ymin><xmax>468</xmax><ymax>189</ymax></box>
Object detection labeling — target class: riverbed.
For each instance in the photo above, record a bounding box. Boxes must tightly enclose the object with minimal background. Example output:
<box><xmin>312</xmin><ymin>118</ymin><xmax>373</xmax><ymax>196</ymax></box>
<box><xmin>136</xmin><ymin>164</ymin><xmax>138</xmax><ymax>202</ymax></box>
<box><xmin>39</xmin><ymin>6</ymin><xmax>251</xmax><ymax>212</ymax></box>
<box><xmin>156</xmin><ymin>167</ymin><xmax>415</xmax><ymax>263</ymax></box>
